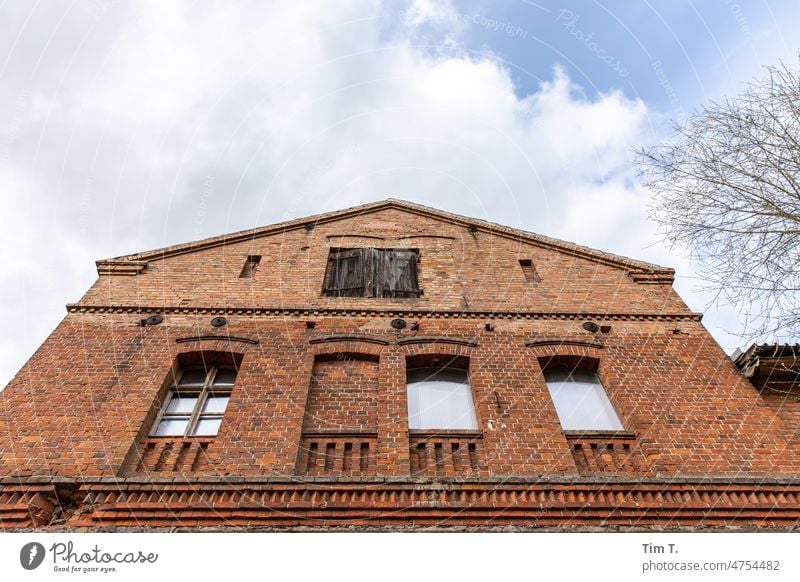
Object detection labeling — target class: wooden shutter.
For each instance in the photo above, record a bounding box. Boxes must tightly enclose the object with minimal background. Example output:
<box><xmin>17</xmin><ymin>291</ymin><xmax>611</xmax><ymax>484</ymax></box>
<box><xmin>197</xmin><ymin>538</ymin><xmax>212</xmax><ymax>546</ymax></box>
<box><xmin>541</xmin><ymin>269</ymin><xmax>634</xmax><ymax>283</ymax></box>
<box><xmin>373</xmin><ymin>249</ymin><xmax>420</xmax><ymax>298</ymax></box>
<box><xmin>323</xmin><ymin>249</ymin><xmax>366</xmax><ymax>297</ymax></box>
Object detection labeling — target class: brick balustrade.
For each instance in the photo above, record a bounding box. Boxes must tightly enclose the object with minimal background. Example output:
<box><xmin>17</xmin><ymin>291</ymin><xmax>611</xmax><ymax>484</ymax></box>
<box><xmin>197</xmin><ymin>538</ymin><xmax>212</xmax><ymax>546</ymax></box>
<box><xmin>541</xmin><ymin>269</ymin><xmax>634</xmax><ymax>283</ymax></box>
<box><xmin>295</xmin><ymin>432</ymin><xmax>378</xmax><ymax>476</ymax></box>
<box><xmin>409</xmin><ymin>431</ymin><xmax>487</xmax><ymax>477</ymax></box>
<box><xmin>564</xmin><ymin>431</ymin><xmax>648</xmax><ymax>475</ymax></box>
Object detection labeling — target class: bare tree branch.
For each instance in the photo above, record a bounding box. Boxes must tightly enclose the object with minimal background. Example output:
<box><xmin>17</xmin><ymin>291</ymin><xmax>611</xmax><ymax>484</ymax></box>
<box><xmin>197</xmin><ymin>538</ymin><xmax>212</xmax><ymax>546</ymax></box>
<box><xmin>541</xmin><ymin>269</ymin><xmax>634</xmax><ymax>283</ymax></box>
<box><xmin>637</xmin><ymin>59</ymin><xmax>800</xmax><ymax>340</ymax></box>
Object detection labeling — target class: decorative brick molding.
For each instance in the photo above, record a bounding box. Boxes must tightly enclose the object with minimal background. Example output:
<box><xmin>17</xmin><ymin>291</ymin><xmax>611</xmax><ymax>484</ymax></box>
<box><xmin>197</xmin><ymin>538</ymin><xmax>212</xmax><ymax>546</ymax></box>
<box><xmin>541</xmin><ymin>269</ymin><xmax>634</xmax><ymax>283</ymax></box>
<box><xmin>400</xmin><ymin>341</ymin><xmax>474</xmax><ymax>359</ymax></box>
<box><xmin>525</xmin><ymin>339</ymin><xmax>604</xmax><ymax>349</ymax></box>
<box><xmin>309</xmin><ymin>334</ymin><xmax>390</xmax><ymax>346</ymax></box>
<box><xmin>326</xmin><ymin>234</ymin><xmax>386</xmax><ymax>241</ymax></box>
<box><xmin>0</xmin><ymin>480</ymin><xmax>788</xmax><ymax>529</ymax></box>
<box><xmin>398</xmin><ymin>235</ymin><xmax>457</xmax><ymax>240</ymax></box>
<box><xmin>176</xmin><ymin>335</ymin><xmax>259</xmax><ymax>345</ymax></box>
<box><xmin>397</xmin><ymin>336</ymin><xmax>479</xmax><ymax>347</ymax></box>
<box><xmin>66</xmin><ymin>304</ymin><xmax>703</xmax><ymax>321</ymax></box>
<box><xmin>0</xmin><ymin>485</ymin><xmax>58</xmax><ymax>528</ymax></box>
<box><xmin>629</xmin><ymin>271</ymin><xmax>675</xmax><ymax>285</ymax></box>
<box><xmin>95</xmin><ymin>260</ymin><xmax>147</xmax><ymax>276</ymax></box>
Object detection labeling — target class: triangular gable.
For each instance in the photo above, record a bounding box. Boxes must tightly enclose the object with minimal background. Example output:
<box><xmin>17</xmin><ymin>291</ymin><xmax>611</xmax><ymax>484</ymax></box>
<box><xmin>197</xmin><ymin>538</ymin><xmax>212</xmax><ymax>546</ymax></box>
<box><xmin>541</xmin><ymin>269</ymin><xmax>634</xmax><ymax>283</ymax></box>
<box><xmin>97</xmin><ymin>199</ymin><xmax>673</xmax><ymax>280</ymax></box>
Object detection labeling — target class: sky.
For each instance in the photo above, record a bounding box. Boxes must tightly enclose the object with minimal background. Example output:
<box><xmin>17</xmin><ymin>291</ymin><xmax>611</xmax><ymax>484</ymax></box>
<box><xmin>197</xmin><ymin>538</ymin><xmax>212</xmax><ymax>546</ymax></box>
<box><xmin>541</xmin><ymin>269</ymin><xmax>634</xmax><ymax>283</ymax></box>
<box><xmin>0</xmin><ymin>0</ymin><xmax>798</xmax><ymax>389</ymax></box>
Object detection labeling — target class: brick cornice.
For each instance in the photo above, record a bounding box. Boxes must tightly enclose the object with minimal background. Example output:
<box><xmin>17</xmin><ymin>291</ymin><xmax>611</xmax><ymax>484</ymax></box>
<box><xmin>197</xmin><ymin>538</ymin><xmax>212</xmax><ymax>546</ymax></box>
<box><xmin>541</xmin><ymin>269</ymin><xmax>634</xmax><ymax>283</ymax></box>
<box><xmin>4</xmin><ymin>479</ymin><xmax>799</xmax><ymax>529</ymax></box>
<box><xmin>66</xmin><ymin>304</ymin><xmax>703</xmax><ymax>322</ymax></box>
<box><xmin>7</xmin><ymin>476</ymin><xmax>800</xmax><ymax>486</ymax></box>
<box><xmin>95</xmin><ymin>260</ymin><xmax>147</xmax><ymax>275</ymax></box>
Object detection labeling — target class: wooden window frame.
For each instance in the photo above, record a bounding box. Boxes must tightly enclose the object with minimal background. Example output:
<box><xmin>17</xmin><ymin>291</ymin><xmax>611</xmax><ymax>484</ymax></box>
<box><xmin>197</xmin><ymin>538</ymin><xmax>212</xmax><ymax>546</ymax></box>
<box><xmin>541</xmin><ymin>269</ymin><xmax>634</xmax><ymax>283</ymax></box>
<box><xmin>149</xmin><ymin>365</ymin><xmax>236</xmax><ymax>438</ymax></box>
<box><xmin>322</xmin><ymin>247</ymin><xmax>422</xmax><ymax>298</ymax></box>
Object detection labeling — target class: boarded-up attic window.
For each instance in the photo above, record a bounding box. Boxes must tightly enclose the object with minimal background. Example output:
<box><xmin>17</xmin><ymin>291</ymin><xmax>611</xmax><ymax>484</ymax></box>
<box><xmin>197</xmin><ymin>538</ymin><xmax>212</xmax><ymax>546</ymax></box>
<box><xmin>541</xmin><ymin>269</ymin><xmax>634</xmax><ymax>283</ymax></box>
<box><xmin>323</xmin><ymin>248</ymin><xmax>420</xmax><ymax>298</ymax></box>
<box><xmin>239</xmin><ymin>255</ymin><xmax>261</xmax><ymax>278</ymax></box>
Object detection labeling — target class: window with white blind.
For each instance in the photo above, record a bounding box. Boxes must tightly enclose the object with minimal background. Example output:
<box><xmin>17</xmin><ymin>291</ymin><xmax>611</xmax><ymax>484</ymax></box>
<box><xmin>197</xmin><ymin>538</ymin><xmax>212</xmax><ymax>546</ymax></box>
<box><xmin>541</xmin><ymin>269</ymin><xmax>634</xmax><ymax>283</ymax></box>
<box><xmin>150</xmin><ymin>365</ymin><xmax>236</xmax><ymax>437</ymax></box>
<box><xmin>544</xmin><ymin>368</ymin><xmax>623</xmax><ymax>431</ymax></box>
<box><xmin>407</xmin><ymin>367</ymin><xmax>478</xmax><ymax>430</ymax></box>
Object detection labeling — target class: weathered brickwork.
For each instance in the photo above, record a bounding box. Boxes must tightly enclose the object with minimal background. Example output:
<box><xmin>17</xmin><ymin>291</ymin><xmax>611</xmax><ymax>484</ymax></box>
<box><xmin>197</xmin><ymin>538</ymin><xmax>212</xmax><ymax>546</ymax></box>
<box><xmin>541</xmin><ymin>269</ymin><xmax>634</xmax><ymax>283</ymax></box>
<box><xmin>0</xmin><ymin>200</ymin><xmax>798</xmax><ymax>530</ymax></box>
<box><xmin>735</xmin><ymin>345</ymin><xmax>800</xmax><ymax>446</ymax></box>
<box><xmin>303</xmin><ymin>354</ymin><xmax>379</xmax><ymax>433</ymax></box>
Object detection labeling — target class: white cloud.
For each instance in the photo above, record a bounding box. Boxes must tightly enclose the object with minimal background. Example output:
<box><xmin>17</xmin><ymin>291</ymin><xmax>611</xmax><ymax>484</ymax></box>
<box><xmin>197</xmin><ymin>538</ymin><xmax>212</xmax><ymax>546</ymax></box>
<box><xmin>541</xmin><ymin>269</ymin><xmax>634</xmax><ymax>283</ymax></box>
<box><xmin>403</xmin><ymin>0</ymin><xmax>460</xmax><ymax>28</ymax></box>
<box><xmin>0</xmin><ymin>0</ymin><xmax>744</xmax><ymax>388</ymax></box>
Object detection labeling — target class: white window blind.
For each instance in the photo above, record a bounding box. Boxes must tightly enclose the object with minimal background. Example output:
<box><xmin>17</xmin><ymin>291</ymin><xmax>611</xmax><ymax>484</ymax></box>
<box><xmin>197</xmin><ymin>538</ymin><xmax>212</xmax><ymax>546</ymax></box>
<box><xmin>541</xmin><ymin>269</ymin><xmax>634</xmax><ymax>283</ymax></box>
<box><xmin>407</xmin><ymin>368</ymin><xmax>478</xmax><ymax>430</ymax></box>
<box><xmin>544</xmin><ymin>368</ymin><xmax>623</xmax><ymax>430</ymax></box>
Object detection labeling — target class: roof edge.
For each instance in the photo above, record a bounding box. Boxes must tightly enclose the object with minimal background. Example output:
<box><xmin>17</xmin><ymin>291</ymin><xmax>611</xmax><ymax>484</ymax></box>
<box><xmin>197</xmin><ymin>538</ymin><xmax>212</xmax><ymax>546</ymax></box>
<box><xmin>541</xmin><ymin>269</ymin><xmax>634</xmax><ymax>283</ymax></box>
<box><xmin>101</xmin><ymin>198</ymin><xmax>674</xmax><ymax>275</ymax></box>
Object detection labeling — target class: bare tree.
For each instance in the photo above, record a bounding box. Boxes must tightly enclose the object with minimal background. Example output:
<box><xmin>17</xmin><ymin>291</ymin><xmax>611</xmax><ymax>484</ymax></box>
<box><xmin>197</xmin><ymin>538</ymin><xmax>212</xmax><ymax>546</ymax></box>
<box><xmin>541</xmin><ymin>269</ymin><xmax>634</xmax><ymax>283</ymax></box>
<box><xmin>638</xmin><ymin>60</ymin><xmax>800</xmax><ymax>340</ymax></box>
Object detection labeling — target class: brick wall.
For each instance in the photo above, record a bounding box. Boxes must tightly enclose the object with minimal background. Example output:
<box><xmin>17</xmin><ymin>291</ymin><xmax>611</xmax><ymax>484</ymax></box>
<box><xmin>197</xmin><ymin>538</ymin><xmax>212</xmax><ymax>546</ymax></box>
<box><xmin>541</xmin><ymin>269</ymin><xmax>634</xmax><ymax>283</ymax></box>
<box><xmin>0</xmin><ymin>201</ymin><xmax>796</xmax><ymax>529</ymax></box>
<box><xmin>747</xmin><ymin>366</ymin><xmax>800</xmax><ymax>445</ymax></box>
<box><xmin>303</xmin><ymin>354</ymin><xmax>379</xmax><ymax>433</ymax></box>
<box><xmin>1</xmin><ymin>312</ymin><xmax>795</xmax><ymax>479</ymax></box>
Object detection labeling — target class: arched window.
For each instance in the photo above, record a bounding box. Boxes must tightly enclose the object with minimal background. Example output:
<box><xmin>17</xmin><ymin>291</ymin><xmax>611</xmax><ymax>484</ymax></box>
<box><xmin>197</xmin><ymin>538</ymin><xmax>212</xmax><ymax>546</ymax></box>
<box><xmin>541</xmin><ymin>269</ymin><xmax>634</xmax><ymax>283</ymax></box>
<box><xmin>407</xmin><ymin>357</ymin><xmax>478</xmax><ymax>430</ymax></box>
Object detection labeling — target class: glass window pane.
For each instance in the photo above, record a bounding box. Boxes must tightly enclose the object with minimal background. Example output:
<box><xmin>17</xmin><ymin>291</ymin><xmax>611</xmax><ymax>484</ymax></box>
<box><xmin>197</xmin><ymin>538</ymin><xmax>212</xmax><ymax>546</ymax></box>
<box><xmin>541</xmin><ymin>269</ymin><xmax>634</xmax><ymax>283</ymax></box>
<box><xmin>407</xmin><ymin>368</ymin><xmax>478</xmax><ymax>430</ymax></box>
<box><xmin>193</xmin><ymin>417</ymin><xmax>222</xmax><ymax>436</ymax></box>
<box><xmin>203</xmin><ymin>396</ymin><xmax>230</xmax><ymax>414</ymax></box>
<box><xmin>178</xmin><ymin>369</ymin><xmax>207</xmax><ymax>386</ymax></box>
<box><xmin>213</xmin><ymin>368</ymin><xmax>237</xmax><ymax>385</ymax></box>
<box><xmin>544</xmin><ymin>370</ymin><xmax>623</xmax><ymax>430</ymax></box>
<box><xmin>153</xmin><ymin>418</ymin><xmax>189</xmax><ymax>436</ymax></box>
<box><xmin>166</xmin><ymin>395</ymin><xmax>198</xmax><ymax>414</ymax></box>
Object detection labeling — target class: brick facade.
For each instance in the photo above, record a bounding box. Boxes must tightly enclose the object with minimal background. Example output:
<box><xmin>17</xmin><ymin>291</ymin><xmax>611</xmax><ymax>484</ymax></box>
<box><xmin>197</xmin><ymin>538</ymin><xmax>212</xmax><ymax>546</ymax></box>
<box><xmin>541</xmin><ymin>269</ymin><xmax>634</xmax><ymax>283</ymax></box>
<box><xmin>1</xmin><ymin>199</ymin><xmax>798</xmax><ymax>530</ymax></box>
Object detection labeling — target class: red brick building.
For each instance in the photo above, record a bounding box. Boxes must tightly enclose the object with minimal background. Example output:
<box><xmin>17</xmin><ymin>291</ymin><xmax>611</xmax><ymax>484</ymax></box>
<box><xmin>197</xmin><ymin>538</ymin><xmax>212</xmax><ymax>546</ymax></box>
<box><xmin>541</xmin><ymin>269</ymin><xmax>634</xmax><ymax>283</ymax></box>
<box><xmin>1</xmin><ymin>199</ymin><xmax>798</xmax><ymax>530</ymax></box>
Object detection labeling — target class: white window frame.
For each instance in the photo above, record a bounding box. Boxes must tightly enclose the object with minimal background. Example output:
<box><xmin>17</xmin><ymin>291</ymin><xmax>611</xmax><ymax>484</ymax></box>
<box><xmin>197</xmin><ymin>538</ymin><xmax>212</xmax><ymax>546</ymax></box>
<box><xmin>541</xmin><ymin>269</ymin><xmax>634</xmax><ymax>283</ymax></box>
<box><xmin>150</xmin><ymin>365</ymin><xmax>235</xmax><ymax>437</ymax></box>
